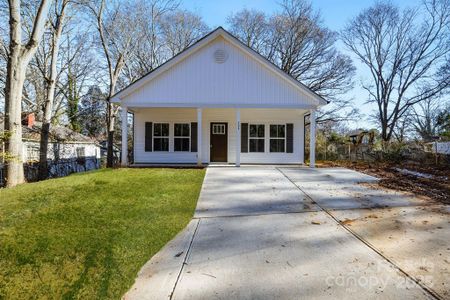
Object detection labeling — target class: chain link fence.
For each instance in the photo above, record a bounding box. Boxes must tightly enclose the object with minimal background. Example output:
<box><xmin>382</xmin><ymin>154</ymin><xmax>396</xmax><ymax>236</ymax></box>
<box><xmin>313</xmin><ymin>141</ymin><xmax>450</xmax><ymax>166</ymax></box>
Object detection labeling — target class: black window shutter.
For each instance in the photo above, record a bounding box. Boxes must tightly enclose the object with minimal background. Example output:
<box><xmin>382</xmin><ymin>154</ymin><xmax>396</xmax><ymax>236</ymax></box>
<box><xmin>145</xmin><ymin>122</ymin><xmax>152</xmax><ymax>152</ymax></box>
<box><xmin>191</xmin><ymin>122</ymin><xmax>198</xmax><ymax>152</ymax></box>
<box><xmin>241</xmin><ymin>123</ymin><xmax>248</xmax><ymax>153</ymax></box>
<box><xmin>286</xmin><ymin>123</ymin><xmax>294</xmax><ymax>153</ymax></box>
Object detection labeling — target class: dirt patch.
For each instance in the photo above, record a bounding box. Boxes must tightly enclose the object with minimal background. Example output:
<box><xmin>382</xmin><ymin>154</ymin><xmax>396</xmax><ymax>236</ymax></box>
<box><xmin>340</xmin><ymin>218</ymin><xmax>356</xmax><ymax>226</ymax></box>
<box><xmin>317</xmin><ymin>161</ymin><xmax>450</xmax><ymax>204</ymax></box>
<box><xmin>366</xmin><ymin>214</ymin><xmax>379</xmax><ymax>219</ymax></box>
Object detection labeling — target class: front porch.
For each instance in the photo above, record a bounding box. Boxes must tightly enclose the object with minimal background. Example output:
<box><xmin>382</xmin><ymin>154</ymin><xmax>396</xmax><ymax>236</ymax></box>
<box><xmin>120</xmin><ymin>107</ymin><xmax>317</xmax><ymax>167</ymax></box>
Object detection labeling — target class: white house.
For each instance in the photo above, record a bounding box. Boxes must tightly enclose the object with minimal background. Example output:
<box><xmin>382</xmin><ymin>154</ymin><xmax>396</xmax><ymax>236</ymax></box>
<box><xmin>0</xmin><ymin>114</ymin><xmax>101</xmax><ymax>185</ymax></box>
<box><xmin>112</xmin><ymin>27</ymin><xmax>327</xmax><ymax>167</ymax></box>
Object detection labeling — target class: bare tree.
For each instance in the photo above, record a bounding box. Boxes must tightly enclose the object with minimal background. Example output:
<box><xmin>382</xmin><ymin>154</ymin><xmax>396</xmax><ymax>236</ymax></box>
<box><xmin>60</xmin><ymin>31</ymin><xmax>98</xmax><ymax>132</ymax></box>
<box><xmin>270</xmin><ymin>0</ymin><xmax>355</xmax><ymax>99</ymax></box>
<box><xmin>160</xmin><ymin>9</ymin><xmax>209</xmax><ymax>57</ymax></box>
<box><xmin>4</xmin><ymin>0</ymin><xmax>51</xmax><ymax>187</ymax></box>
<box><xmin>227</xmin><ymin>0</ymin><xmax>356</xmax><ymax>123</ymax></box>
<box><xmin>121</xmin><ymin>0</ymin><xmax>178</xmax><ymax>83</ymax></box>
<box><xmin>227</xmin><ymin>9</ymin><xmax>269</xmax><ymax>54</ymax></box>
<box><xmin>342</xmin><ymin>0</ymin><xmax>450</xmax><ymax>142</ymax></box>
<box><xmin>411</xmin><ymin>98</ymin><xmax>447</xmax><ymax>141</ymax></box>
<box><xmin>392</xmin><ymin>109</ymin><xmax>413</xmax><ymax>142</ymax></box>
<box><xmin>88</xmin><ymin>0</ymin><xmax>143</xmax><ymax>167</ymax></box>
<box><xmin>38</xmin><ymin>0</ymin><xmax>70</xmax><ymax>180</ymax></box>
<box><xmin>26</xmin><ymin>12</ymin><xmax>94</xmax><ymax>122</ymax></box>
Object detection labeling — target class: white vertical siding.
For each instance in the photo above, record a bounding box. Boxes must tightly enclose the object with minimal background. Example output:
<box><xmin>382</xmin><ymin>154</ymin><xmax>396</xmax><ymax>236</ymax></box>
<box><xmin>134</xmin><ymin>108</ymin><xmax>306</xmax><ymax>164</ymax></box>
<box><xmin>122</xmin><ymin>37</ymin><xmax>316</xmax><ymax>108</ymax></box>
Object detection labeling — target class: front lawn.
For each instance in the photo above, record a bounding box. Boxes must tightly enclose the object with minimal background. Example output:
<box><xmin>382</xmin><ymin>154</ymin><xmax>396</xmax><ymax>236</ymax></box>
<box><xmin>0</xmin><ymin>168</ymin><xmax>205</xmax><ymax>299</ymax></box>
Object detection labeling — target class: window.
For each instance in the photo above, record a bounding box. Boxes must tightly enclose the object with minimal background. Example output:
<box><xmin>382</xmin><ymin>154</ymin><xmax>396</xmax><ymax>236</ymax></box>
<box><xmin>270</xmin><ymin>124</ymin><xmax>285</xmax><ymax>152</ymax></box>
<box><xmin>76</xmin><ymin>147</ymin><xmax>85</xmax><ymax>158</ymax></box>
<box><xmin>26</xmin><ymin>145</ymin><xmax>40</xmax><ymax>161</ymax></box>
<box><xmin>212</xmin><ymin>124</ymin><xmax>226</xmax><ymax>135</ymax></box>
<box><xmin>249</xmin><ymin>124</ymin><xmax>265</xmax><ymax>152</ymax></box>
<box><xmin>153</xmin><ymin>123</ymin><xmax>169</xmax><ymax>151</ymax></box>
<box><xmin>174</xmin><ymin>123</ymin><xmax>190</xmax><ymax>152</ymax></box>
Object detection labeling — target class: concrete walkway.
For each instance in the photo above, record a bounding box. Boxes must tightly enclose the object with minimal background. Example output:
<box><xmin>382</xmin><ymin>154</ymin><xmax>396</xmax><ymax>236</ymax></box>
<box><xmin>124</xmin><ymin>166</ymin><xmax>448</xmax><ymax>300</ymax></box>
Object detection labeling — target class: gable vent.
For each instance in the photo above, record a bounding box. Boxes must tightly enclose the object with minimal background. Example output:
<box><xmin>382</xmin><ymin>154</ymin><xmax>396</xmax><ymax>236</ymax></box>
<box><xmin>213</xmin><ymin>49</ymin><xmax>228</xmax><ymax>64</ymax></box>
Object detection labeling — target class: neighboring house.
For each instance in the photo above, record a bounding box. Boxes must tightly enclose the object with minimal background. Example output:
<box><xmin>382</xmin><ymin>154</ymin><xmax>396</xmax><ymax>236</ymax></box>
<box><xmin>0</xmin><ymin>113</ymin><xmax>101</xmax><ymax>185</ymax></box>
<box><xmin>22</xmin><ymin>116</ymin><xmax>100</xmax><ymax>163</ymax></box>
<box><xmin>112</xmin><ymin>27</ymin><xmax>326</xmax><ymax>166</ymax></box>
<box><xmin>348</xmin><ymin>129</ymin><xmax>376</xmax><ymax>146</ymax></box>
<box><xmin>346</xmin><ymin>129</ymin><xmax>378</xmax><ymax>161</ymax></box>
<box><xmin>426</xmin><ymin>141</ymin><xmax>450</xmax><ymax>154</ymax></box>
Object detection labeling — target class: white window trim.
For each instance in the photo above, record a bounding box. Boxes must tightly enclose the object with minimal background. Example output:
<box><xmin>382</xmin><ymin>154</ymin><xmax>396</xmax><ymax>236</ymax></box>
<box><xmin>269</xmin><ymin>124</ymin><xmax>287</xmax><ymax>153</ymax></box>
<box><xmin>153</xmin><ymin>122</ymin><xmax>170</xmax><ymax>152</ymax></box>
<box><xmin>174</xmin><ymin>123</ymin><xmax>191</xmax><ymax>152</ymax></box>
<box><xmin>248</xmin><ymin>124</ymin><xmax>265</xmax><ymax>153</ymax></box>
<box><xmin>76</xmin><ymin>146</ymin><xmax>86</xmax><ymax>158</ymax></box>
<box><xmin>26</xmin><ymin>145</ymin><xmax>40</xmax><ymax>161</ymax></box>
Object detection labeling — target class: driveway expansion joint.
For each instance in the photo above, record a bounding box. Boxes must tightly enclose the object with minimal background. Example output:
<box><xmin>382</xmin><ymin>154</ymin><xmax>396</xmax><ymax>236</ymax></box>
<box><xmin>276</xmin><ymin>167</ymin><xmax>442</xmax><ymax>300</ymax></box>
<box><xmin>170</xmin><ymin>218</ymin><xmax>202</xmax><ymax>300</ymax></box>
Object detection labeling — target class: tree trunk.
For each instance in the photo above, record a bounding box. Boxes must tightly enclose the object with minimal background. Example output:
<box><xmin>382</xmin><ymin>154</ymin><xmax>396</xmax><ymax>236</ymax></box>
<box><xmin>4</xmin><ymin>60</ymin><xmax>26</xmax><ymax>187</ymax></box>
<box><xmin>4</xmin><ymin>0</ymin><xmax>51</xmax><ymax>187</ymax></box>
<box><xmin>4</xmin><ymin>0</ymin><xmax>26</xmax><ymax>187</ymax></box>
<box><xmin>380</xmin><ymin>118</ymin><xmax>389</xmax><ymax>142</ymax></box>
<box><xmin>38</xmin><ymin>81</ymin><xmax>56</xmax><ymax>179</ymax></box>
<box><xmin>106</xmin><ymin>131</ymin><xmax>115</xmax><ymax>167</ymax></box>
<box><xmin>105</xmin><ymin>72</ymin><xmax>118</xmax><ymax>168</ymax></box>
<box><xmin>106</xmin><ymin>102</ymin><xmax>116</xmax><ymax>167</ymax></box>
<box><xmin>92</xmin><ymin>0</ymin><xmax>125</xmax><ymax>168</ymax></box>
<box><xmin>38</xmin><ymin>121</ymin><xmax>51</xmax><ymax>180</ymax></box>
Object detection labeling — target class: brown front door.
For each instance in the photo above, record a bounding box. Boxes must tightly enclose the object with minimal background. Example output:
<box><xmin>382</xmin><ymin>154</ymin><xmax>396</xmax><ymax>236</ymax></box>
<box><xmin>210</xmin><ymin>123</ymin><xmax>228</xmax><ymax>162</ymax></box>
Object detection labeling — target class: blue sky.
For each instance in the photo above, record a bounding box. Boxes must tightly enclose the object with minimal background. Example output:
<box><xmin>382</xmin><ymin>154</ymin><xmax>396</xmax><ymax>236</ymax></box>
<box><xmin>180</xmin><ymin>0</ymin><xmax>418</xmax><ymax>30</ymax></box>
<box><xmin>179</xmin><ymin>0</ymin><xmax>423</xmax><ymax>129</ymax></box>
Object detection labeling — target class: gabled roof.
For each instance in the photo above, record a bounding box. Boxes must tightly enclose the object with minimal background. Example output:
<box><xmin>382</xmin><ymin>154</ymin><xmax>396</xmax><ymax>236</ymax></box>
<box><xmin>111</xmin><ymin>27</ymin><xmax>328</xmax><ymax>106</ymax></box>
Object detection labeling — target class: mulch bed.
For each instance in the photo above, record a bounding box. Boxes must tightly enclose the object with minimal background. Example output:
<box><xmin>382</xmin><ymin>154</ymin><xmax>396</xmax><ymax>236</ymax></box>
<box><xmin>317</xmin><ymin>160</ymin><xmax>450</xmax><ymax>205</ymax></box>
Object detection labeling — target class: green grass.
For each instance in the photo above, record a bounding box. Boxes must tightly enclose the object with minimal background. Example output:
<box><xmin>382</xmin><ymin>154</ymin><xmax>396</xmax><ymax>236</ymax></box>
<box><xmin>0</xmin><ymin>168</ymin><xmax>205</xmax><ymax>299</ymax></box>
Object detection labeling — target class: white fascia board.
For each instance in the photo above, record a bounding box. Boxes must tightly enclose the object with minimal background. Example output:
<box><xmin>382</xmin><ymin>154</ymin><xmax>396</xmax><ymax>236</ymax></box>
<box><xmin>124</xmin><ymin>102</ymin><xmax>318</xmax><ymax>109</ymax></box>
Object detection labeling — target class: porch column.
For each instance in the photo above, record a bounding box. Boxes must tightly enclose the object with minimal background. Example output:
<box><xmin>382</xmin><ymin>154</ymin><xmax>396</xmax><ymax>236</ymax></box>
<box><xmin>197</xmin><ymin>108</ymin><xmax>202</xmax><ymax>166</ymax></box>
<box><xmin>235</xmin><ymin>108</ymin><xmax>241</xmax><ymax>167</ymax></box>
<box><xmin>121</xmin><ymin>106</ymin><xmax>128</xmax><ymax>166</ymax></box>
<box><xmin>309</xmin><ymin>109</ymin><xmax>316</xmax><ymax>168</ymax></box>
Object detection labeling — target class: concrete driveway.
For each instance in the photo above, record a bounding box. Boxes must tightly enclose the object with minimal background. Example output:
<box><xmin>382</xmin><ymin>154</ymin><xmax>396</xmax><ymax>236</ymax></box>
<box><xmin>124</xmin><ymin>166</ymin><xmax>449</xmax><ymax>300</ymax></box>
